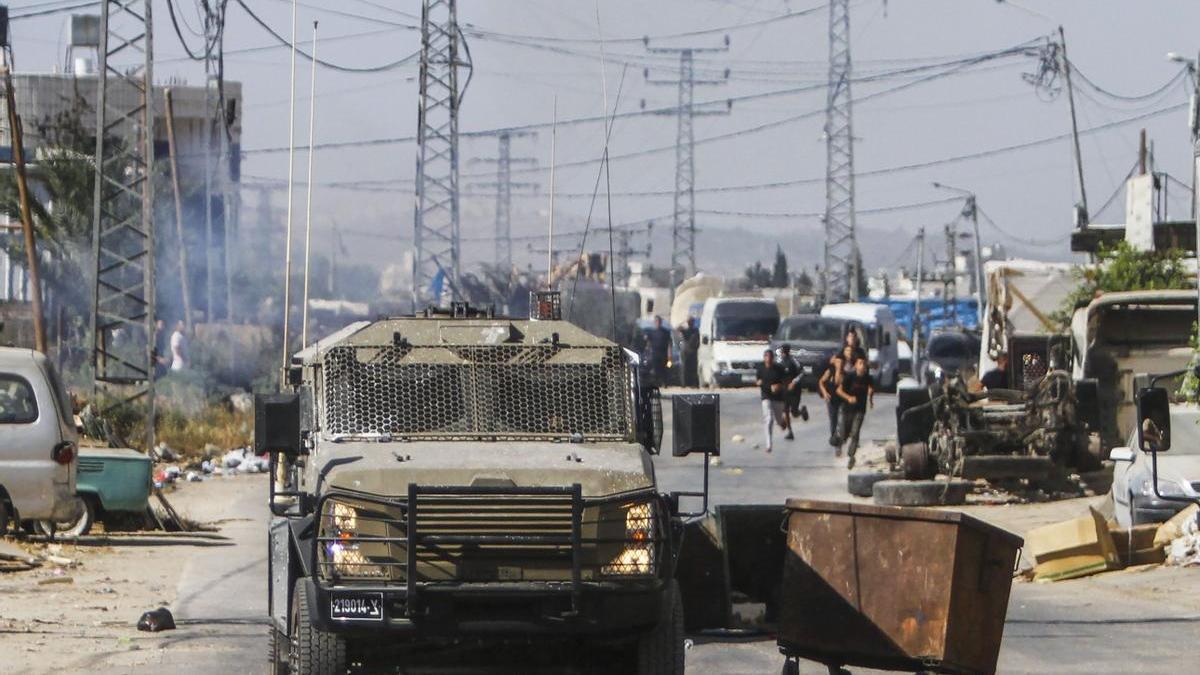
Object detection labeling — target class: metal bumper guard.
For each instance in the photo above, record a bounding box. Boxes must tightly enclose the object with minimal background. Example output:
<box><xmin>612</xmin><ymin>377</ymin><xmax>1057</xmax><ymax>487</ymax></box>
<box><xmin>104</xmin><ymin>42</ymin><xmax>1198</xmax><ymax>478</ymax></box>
<box><xmin>314</xmin><ymin>483</ymin><xmax>664</xmax><ymax>631</ymax></box>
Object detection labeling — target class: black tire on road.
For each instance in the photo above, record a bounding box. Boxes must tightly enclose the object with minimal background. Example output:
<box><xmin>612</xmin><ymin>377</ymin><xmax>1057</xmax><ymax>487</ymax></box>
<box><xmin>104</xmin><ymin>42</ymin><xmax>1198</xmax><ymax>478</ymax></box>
<box><xmin>847</xmin><ymin>471</ymin><xmax>903</xmax><ymax>498</ymax></box>
<box><xmin>872</xmin><ymin>479</ymin><xmax>971</xmax><ymax>507</ymax></box>
<box><xmin>900</xmin><ymin>442</ymin><xmax>936</xmax><ymax>480</ymax></box>
<box><xmin>0</xmin><ymin>498</ymin><xmax>8</xmax><ymax>535</ymax></box>
<box><xmin>290</xmin><ymin>579</ymin><xmax>345</xmax><ymax>675</ymax></box>
<box><xmin>637</xmin><ymin>579</ymin><xmax>685</xmax><ymax>675</ymax></box>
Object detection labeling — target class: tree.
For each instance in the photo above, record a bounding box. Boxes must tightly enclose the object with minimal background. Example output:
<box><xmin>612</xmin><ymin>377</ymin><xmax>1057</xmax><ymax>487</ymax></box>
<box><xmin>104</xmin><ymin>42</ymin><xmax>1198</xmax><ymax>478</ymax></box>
<box><xmin>1053</xmin><ymin>241</ymin><xmax>1190</xmax><ymax>327</ymax></box>
<box><xmin>796</xmin><ymin>268</ymin><xmax>814</xmax><ymax>294</ymax></box>
<box><xmin>771</xmin><ymin>245</ymin><xmax>789</xmax><ymax>287</ymax></box>
<box><xmin>744</xmin><ymin>261</ymin><xmax>772</xmax><ymax>288</ymax></box>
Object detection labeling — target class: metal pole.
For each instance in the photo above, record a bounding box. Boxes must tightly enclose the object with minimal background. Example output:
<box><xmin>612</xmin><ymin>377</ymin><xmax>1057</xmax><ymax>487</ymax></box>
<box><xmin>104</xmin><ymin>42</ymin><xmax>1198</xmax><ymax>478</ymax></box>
<box><xmin>203</xmin><ymin>5</ymin><xmax>215</xmax><ymax>322</ymax></box>
<box><xmin>280</xmin><ymin>0</ymin><xmax>298</xmax><ymax>370</ymax></box>
<box><xmin>164</xmin><ymin>89</ymin><xmax>193</xmax><ymax>332</ymax></box>
<box><xmin>547</xmin><ymin>97</ymin><xmax>557</xmax><ymax>285</ymax></box>
<box><xmin>1059</xmin><ymin>26</ymin><xmax>1089</xmax><ymax>226</ymax></box>
<box><xmin>913</xmin><ymin>227</ymin><xmax>924</xmax><ymax>379</ymax></box>
<box><xmin>969</xmin><ymin>197</ymin><xmax>984</xmax><ymax>324</ymax></box>
<box><xmin>301</xmin><ymin>21</ymin><xmax>318</xmax><ymax>349</ymax></box>
<box><xmin>3</xmin><ymin>53</ymin><xmax>46</xmax><ymax>354</ymax></box>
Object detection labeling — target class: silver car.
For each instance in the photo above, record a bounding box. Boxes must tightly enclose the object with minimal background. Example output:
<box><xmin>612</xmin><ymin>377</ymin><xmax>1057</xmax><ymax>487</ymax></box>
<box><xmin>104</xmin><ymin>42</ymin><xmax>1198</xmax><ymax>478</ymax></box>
<box><xmin>0</xmin><ymin>347</ymin><xmax>78</xmax><ymax>532</ymax></box>
<box><xmin>1110</xmin><ymin>405</ymin><xmax>1200</xmax><ymax>528</ymax></box>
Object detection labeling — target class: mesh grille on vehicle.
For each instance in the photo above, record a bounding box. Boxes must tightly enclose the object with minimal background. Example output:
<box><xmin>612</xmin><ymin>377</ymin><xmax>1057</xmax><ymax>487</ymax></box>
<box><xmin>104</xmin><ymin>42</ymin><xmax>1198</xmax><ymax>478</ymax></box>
<box><xmin>321</xmin><ymin>343</ymin><xmax>633</xmax><ymax>439</ymax></box>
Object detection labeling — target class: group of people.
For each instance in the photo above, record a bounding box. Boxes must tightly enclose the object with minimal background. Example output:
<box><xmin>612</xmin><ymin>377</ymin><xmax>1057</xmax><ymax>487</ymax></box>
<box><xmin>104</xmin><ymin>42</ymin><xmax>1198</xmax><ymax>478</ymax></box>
<box><xmin>640</xmin><ymin>315</ymin><xmax>701</xmax><ymax>387</ymax></box>
<box><xmin>754</xmin><ymin>343</ymin><xmax>811</xmax><ymax>453</ymax></box>
<box><xmin>753</xmin><ymin>328</ymin><xmax>875</xmax><ymax>466</ymax></box>
<box><xmin>817</xmin><ymin>329</ymin><xmax>875</xmax><ymax>469</ymax></box>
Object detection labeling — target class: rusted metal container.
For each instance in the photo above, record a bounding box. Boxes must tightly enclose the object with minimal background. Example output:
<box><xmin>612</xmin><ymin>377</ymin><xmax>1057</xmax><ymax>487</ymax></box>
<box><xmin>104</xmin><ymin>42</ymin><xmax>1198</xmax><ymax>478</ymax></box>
<box><xmin>779</xmin><ymin>499</ymin><xmax>1022</xmax><ymax>675</ymax></box>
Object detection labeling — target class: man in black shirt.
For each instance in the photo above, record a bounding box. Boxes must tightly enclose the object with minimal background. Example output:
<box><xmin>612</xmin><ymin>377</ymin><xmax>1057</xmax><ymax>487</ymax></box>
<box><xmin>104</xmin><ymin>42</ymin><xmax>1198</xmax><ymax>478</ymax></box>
<box><xmin>679</xmin><ymin>317</ymin><xmax>700</xmax><ymax>388</ymax></box>
<box><xmin>980</xmin><ymin>352</ymin><xmax>1009</xmax><ymax>391</ymax></box>
<box><xmin>755</xmin><ymin>349</ymin><xmax>788</xmax><ymax>452</ymax></box>
<box><xmin>836</xmin><ymin>357</ymin><xmax>875</xmax><ymax>469</ymax></box>
<box><xmin>645</xmin><ymin>315</ymin><xmax>673</xmax><ymax>385</ymax></box>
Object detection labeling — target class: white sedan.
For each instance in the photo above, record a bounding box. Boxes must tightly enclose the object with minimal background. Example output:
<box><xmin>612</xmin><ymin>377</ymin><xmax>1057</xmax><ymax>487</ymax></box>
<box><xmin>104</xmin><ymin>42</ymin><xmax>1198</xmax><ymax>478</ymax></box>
<box><xmin>1110</xmin><ymin>405</ymin><xmax>1200</xmax><ymax>528</ymax></box>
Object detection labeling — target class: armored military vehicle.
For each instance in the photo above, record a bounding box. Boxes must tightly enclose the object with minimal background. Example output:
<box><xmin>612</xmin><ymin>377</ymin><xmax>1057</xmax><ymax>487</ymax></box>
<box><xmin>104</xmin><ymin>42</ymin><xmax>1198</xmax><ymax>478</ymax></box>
<box><xmin>257</xmin><ymin>293</ymin><xmax>718</xmax><ymax>675</ymax></box>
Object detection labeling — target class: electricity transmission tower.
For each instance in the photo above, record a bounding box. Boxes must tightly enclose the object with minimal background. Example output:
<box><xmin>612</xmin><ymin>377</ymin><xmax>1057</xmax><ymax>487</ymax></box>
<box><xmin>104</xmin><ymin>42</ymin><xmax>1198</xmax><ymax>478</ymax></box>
<box><xmin>822</xmin><ymin>0</ymin><xmax>860</xmax><ymax>303</ymax></box>
<box><xmin>90</xmin><ymin>0</ymin><xmax>156</xmax><ymax>447</ymax></box>
<box><xmin>644</xmin><ymin>38</ymin><xmax>730</xmax><ymax>278</ymax></box>
<box><xmin>471</xmin><ymin>131</ymin><xmax>538</xmax><ymax>272</ymax></box>
<box><xmin>412</xmin><ymin>0</ymin><xmax>469</xmax><ymax>306</ymax></box>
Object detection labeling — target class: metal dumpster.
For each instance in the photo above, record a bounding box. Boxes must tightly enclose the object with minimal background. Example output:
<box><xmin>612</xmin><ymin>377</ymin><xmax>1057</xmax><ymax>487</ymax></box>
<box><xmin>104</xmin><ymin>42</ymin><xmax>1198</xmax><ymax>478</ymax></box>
<box><xmin>77</xmin><ymin>447</ymin><xmax>152</xmax><ymax>513</ymax></box>
<box><xmin>779</xmin><ymin>499</ymin><xmax>1023</xmax><ymax>675</ymax></box>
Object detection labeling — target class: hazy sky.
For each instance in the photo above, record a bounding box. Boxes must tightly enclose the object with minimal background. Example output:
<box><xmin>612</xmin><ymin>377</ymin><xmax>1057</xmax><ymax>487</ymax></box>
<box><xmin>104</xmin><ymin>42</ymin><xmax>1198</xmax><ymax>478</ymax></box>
<box><xmin>10</xmin><ymin>0</ymin><xmax>1200</xmax><ymax>275</ymax></box>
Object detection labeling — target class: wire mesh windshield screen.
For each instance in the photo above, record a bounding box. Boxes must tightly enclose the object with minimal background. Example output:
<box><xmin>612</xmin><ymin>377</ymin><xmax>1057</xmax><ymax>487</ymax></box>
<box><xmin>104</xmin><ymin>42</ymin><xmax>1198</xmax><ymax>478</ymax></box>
<box><xmin>321</xmin><ymin>343</ymin><xmax>634</xmax><ymax>440</ymax></box>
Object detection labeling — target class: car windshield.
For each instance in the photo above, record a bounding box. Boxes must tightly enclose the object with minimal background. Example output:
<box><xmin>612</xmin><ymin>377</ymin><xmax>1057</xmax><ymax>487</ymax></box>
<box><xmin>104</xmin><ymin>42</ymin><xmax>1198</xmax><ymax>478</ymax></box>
<box><xmin>714</xmin><ymin>304</ymin><xmax>779</xmax><ymax>340</ymax></box>
<box><xmin>0</xmin><ymin>374</ymin><xmax>38</xmax><ymax>424</ymax></box>
<box><xmin>778</xmin><ymin>318</ymin><xmax>843</xmax><ymax>343</ymax></box>
<box><xmin>928</xmin><ymin>335</ymin><xmax>978</xmax><ymax>360</ymax></box>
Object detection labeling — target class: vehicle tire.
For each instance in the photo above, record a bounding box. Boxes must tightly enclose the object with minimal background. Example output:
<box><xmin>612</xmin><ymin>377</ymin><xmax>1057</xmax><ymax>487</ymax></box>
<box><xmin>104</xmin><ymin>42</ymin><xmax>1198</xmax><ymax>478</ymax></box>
<box><xmin>0</xmin><ymin>498</ymin><xmax>8</xmax><ymax>535</ymax></box>
<box><xmin>872</xmin><ymin>479</ymin><xmax>970</xmax><ymax>507</ymax></box>
<box><xmin>900</xmin><ymin>442</ymin><xmax>936</xmax><ymax>480</ymax></box>
<box><xmin>847</xmin><ymin>471</ymin><xmax>903</xmax><ymax>498</ymax></box>
<box><xmin>269</xmin><ymin>626</ymin><xmax>290</xmax><ymax>675</ymax></box>
<box><xmin>290</xmin><ymin>579</ymin><xmax>345</xmax><ymax>675</ymax></box>
<box><xmin>36</xmin><ymin>496</ymin><xmax>94</xmax><ymax>538</ymax></box>
<box><xmin>637</xmin><ymin>579</ymin><xmax>684</xmax><ymax>675</ymax></box>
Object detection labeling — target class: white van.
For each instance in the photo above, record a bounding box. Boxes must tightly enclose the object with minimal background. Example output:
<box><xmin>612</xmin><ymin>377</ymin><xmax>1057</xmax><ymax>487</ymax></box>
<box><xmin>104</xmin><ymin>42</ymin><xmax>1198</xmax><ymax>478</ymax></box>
<box><xmin>698</xmin><ymin>297</ymin><xmax>781</xmax><ymax>387</ymax></box>
<box><xmin>820</xmin><ymin>303</ymin><xmax>900</xmax><ymax>391</ymax></box>
<box><xmin>0</xmin><ymin>348</ymin><xmax>78</xmax><ymax>532</ymax></box>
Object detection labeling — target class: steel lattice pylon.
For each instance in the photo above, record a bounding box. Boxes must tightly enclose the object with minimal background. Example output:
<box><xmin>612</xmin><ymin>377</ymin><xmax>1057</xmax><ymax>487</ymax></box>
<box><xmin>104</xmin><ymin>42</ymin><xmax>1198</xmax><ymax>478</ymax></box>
<box><xmin>472</xmin><ymin>131</ymin><xmax>537</xmax><ymax>273</ymax></box>
<box><xmin>412</xmin><ymin>0</ymin><xmax>466</xmax><ymax>305</ymax></box>
<box><xmin>90</xmin><ymin>0</ymin><xmax>156</xmax><ymax>446</ymax></box>
<box><xmin>823</xmin><ymin>0</ymin><xmax>859</xmax><ymax>304</ymax></box>
<box><xmin>645</xmin><ymin>42</ymin><xmax>728</xmax><ymax>280</ymax></box>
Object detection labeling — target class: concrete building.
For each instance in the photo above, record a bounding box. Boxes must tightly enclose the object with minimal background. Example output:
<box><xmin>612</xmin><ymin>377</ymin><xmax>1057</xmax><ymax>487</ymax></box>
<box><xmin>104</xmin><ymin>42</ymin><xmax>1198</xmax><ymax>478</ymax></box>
<box><xmin>0</xmin><ymin>65</ymin><xmax>244</xmax><ymax>324</ymax></box>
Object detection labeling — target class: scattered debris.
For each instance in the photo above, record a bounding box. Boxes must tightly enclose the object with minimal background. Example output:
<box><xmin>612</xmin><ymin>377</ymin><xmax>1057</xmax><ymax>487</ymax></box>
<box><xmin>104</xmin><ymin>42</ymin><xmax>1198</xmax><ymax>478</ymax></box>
<box><xmin>0</xmin><ymin>541</ymin><xmax>42</xmax><ymax>568</ymax></box>
<box><xmin>136</xmin><ymin>607</ymin><xmax>176</xmax><ymax>632</ymax></box>
<box><xmin>1026</xmin><ymin>507</ymin><xmax>1120</xmax><ymax>582</ymax></box>
<box><xmin>1161</xmin><ymin>505</ymin><xmax>1200</xmax><ymax>567</ymax></box>
<box><xmin>37</xmin><ymin>575</ymin><xmax>74</xmax><ymax>586</ymax></box>
<box><xmin>731</xmin><ymin>434</ymin><xmax>745</xmax><ymax>443</ymax></box>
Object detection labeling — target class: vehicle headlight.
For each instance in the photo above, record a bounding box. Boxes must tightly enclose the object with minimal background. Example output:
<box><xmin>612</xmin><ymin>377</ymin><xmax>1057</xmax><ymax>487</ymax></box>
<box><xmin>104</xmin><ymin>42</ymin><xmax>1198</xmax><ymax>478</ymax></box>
<box><xmin>1140</xmin><ymin>477</ymin><xmax>1187</xmax><ymax>498</ymax></box>
<box><xmin>318</xmin><ymin>497</ymin><xmax>402</xmax><ymax>582</ymax></box>
<box><xmin>601</xmin><ymin>501</ymin><xmax>656</xmax><ymax>577</ymax></box>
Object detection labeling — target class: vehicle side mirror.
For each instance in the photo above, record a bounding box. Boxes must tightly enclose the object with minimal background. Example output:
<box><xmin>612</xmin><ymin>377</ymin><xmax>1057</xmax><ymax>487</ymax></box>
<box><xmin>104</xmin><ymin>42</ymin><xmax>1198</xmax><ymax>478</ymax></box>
<box><xmin>673</xmin><ymin>394</ymin><xmax>720</xmax><ymax>457</ymax></box>
<box><xmin>255</xmin><ymin>393</ymin><xmax>305</xmax><ymax>456</ymax></box>
<box><xmin>1108</xmin><ymin>446</ymin><xmax>1134</xmax><ymax>462</ymax></box>
<box><xmin>701</xmin><ymin>335</ymin><xmax>710</xmax><ymax>346</ymax></box>
<box><xmin>1136</xmin><ymin>387</ymin><xmax>1171</xmax><ymax>454</ymax></box>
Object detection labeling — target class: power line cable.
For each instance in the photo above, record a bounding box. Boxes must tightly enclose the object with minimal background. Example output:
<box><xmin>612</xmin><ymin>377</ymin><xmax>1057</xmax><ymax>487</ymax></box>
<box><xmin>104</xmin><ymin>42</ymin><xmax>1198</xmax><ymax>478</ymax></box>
<box><xmin>234</xmin><ymin>0</ymin><xmax>421</xmax><ymax>73</ymax></box>
<box><xmin>976</xmin><ymin>205</ymin><xmax>1069</xmax><ymax>246</ymax></box>
<box><xmin>167</xmin><ymin>0</ymin><xmax>207</xmax><ymax>61</ymax></box>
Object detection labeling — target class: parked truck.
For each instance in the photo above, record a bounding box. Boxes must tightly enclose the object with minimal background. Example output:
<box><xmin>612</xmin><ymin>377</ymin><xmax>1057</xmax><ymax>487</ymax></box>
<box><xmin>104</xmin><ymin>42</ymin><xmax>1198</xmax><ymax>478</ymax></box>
<box><xmin>257</xmin><ymin>294</ymin><xmax>719</xmax><ymax>675</ymax></box>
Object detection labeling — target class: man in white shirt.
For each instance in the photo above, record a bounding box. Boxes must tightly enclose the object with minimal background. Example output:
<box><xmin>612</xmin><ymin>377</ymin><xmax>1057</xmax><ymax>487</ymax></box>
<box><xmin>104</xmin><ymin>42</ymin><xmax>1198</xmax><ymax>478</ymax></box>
<box><xmin>170</xmin><ymin>320</ymin><xmax>188</xmax><ymax>371</ymax></box>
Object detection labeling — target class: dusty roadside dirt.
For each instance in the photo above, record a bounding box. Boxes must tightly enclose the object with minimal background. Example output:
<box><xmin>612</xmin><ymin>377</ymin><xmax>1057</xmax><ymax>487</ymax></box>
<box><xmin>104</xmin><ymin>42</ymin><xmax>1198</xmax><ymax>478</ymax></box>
<box><xmin>0</xmin><ymin>473</ymin><xmax>266</xmax><ymax>675</ymax></box>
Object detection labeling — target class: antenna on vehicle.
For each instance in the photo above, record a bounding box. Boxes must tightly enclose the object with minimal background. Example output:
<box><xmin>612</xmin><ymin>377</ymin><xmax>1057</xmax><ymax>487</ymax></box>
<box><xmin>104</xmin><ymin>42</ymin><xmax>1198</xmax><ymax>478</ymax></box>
<box><xmin>547</xmin><ymin>95</ymin><xmax>557</xmax><ymax>287</ymax></box>
<box><xmin>596</xmin><ymin>2</ymin><xmax>619</xmax><ymax>341</ymax></box>
<box><xmin>301</xmin><ymin>20</ymin><xmax>319</xmax><ymax>349</ymax></box>
<box><xmin>280</xmin><ymin>0</ymin><xmax>299</xmax><ymax>371</ymax></box>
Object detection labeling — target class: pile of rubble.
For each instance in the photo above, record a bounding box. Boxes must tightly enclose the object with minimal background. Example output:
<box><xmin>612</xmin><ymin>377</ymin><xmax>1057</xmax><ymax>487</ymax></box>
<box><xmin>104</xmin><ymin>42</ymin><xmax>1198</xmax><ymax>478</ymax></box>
<box><xmin>1024</xmin><ymin>503</ymin><xmax>1200</xmax><ymax>582</ymax></box>
<box><xmin>150</xmin><ymin>444</ymin><xmax>270</xmax><ymax>488</ymax></box>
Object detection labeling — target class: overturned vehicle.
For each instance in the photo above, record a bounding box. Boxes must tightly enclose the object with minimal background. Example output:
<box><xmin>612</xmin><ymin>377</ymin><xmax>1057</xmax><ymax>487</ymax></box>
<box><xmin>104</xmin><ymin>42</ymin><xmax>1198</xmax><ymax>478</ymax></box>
<box><xmin>896</xmin><ymin>368</ymin><xmax>1101</xmax><ymax>481</ymax></box>
<box><xmin>257</xmin><ymin>295</ymin><xmax>718</xmax><ymax>675</ymax></box>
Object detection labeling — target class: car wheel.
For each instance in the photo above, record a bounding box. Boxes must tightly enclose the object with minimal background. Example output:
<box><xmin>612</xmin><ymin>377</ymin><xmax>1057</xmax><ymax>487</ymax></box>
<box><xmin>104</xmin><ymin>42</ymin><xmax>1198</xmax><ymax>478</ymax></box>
<box><xmin>0</xmin><ymin>499</ymin><xmax>8</xmax><ymax>535</ymax></box>
<box><xmin>636</xmin><ymin>579</ymin><xmax>684</xmax><ymax>675</ymax></box>
<box><xmin>900</xmin><ymin>442</ymin><xmax>936</xmax><ymax>480</ymax></box>
<box><xmin>36</xmin><ymin>496</ymin><xmax>94</xmax><ymax>538</ymax></box>
<box><xmin>290</xmin><ymin>579</ymin><xmax>346</xmax><ymax>675</ymax></box>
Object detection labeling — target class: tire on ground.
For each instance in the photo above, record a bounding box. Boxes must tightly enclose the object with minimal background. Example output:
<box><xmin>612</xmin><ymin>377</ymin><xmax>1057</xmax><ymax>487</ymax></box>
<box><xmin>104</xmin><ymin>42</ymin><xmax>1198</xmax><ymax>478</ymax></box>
<box><xmin>637</xmin><ymin>579</ymin><xmax>684</xmax><ymax>675</ymax></box>
<box><xmin>872</xmin><ymin>479</ymin><xmax>971</xmax><ymax>507</ymax></box>
<box><xmin>0</xmin><ymin>497</ymin><xmax>8</xmax><ymax>535</ymax></box>
<box><xmin>900</xmin><ymin>442</ymin><xmax>936</xmax><ymax>480</ymax></box>
<box><xmin>847</xmin><ymin>471</ymin><xmax>902</xmax><ymax>498</ymax></box>
<box><xmin>290</xmin><ymin>579</ymin><xmax>345</xmax><ymax>675</ymax></box>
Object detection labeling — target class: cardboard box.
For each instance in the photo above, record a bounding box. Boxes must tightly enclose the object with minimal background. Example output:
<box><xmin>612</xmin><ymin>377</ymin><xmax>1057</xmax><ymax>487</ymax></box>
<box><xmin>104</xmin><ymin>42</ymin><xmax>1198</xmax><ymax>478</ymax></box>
<box><xmin>1110</xmin><ymin>523</ymin><xmax>1166</xmax><ymax>566</ymax></box>
<box><xmin>1028</xmin><ymin>507</ymin><xmax>1121</xmax><ymax>581</ymax></box>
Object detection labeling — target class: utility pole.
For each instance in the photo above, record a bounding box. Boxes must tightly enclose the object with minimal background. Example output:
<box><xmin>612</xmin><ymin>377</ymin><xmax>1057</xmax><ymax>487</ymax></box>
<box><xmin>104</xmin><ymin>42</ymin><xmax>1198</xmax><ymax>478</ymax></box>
<box><xmin>163</xmin><ymin>89</ymin><xmax>193</xmax><ymax>332</ymax></box>
<box><xmin>932</xmin><ymin>182</ymin><xmax>985</xmax><ymax>323</ymax></box>
<box><xmin>1058</xmin><ymin>26</ymin><xmax>1089</xmax><ymax>228</ymax></box>
<box><xmin>944</xmin><ymin>222</ymin><xmax>958</xmax><ymax>325</ymax></box>
<box><xmin>644</xmin><ymin>37</ymin><xmax>731</xmax><ymax>281</ymax></box>
<box><xmin>1</xmin><ymin>42</ymin><xmax>45</xmax><ymax>354</ymax></box>
<box><xmin>471</xmin><ymin>131</ymin><xmax>537</xmax><ymax>273</ymax></box>
<box><xmin>913</xmin><ymin>227</ymin><xmax>924</xmax><ymax>379</ymax></box>
<box><xmin>610</xmin><ymin>222</ymin><xmax>653</xmax><ymax>288</ymax></box>
<box><xmin>823</xmin><ymin>0</ymin><xmax>860</xmax><ymax>304</ymax></box>
<box><xmin>413</xmin><ymin>0</ymin><xmax>468</xmax><ymax>306</ymax></box>
<box><xmin>91</xmin><ymin>0</ymin><xmax>156</xmax><ymax>449</ymax></box>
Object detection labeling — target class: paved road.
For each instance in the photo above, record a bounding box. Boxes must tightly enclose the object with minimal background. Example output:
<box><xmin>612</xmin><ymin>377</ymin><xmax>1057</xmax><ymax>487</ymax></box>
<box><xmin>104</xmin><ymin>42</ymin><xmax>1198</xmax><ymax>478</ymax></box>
<box><xmin>99</xmin><ymin>388</ymin><xmax>1200</xmax><ymax>674</ymax></box>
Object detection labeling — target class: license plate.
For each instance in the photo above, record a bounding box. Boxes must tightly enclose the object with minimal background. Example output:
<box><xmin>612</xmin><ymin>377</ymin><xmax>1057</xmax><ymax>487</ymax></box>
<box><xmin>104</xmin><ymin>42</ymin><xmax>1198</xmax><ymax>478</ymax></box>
<box><xmin>330</xmin><ymin>592</ymin><xmax>383</xmax><ymax>621</ymax></box>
